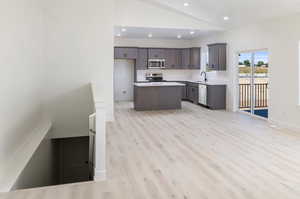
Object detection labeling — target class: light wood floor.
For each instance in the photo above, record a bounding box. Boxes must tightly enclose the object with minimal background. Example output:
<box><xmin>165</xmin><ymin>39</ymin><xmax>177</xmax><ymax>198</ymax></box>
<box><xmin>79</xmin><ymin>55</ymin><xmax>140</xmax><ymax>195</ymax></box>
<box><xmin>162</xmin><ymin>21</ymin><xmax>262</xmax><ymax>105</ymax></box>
<box><xmin>2</xmin><ymin>102</ymin><xmax>300</xmax><ymax>199</ymax></box>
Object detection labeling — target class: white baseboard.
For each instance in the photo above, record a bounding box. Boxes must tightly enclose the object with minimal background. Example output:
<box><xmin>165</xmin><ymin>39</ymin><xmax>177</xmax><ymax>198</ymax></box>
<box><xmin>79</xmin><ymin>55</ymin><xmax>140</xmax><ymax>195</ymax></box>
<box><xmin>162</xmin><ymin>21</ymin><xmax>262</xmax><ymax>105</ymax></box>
<box><xmin>94</xmin><ymin>170</ymin><xmax>106</xmax><ymax>181</ymax></box>
<box><xmin>106</xmin><ymin>106</ymin><xmax>115</xmax><ymax>122</ymax></box>
<box><xmin>106</xmin><ymin>113</ymin><xmax>115</xmax><ymax>122</ymax></box>
<box><xmin>269</xmin><ymin>119</ymin><xmax>300</xmax><ymax>132</ymax></box>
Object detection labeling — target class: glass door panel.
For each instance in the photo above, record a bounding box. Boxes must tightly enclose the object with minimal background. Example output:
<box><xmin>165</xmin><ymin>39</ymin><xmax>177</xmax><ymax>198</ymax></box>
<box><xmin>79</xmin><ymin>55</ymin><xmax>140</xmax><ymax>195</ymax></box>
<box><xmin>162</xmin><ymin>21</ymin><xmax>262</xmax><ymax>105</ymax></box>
<box><xmin>238</xmin><ymin>53</ymin><xmax>253</xmax><ymax>114</ymax></box>
<box><xmin>238</xmin><ymin>51</ymin><xmax>269</xmax><ymax>118</ymax></box>
<box><xmin>253</xmin><ymin>51</ymin><xmax>269</xmax><ymax>118</ymax></box>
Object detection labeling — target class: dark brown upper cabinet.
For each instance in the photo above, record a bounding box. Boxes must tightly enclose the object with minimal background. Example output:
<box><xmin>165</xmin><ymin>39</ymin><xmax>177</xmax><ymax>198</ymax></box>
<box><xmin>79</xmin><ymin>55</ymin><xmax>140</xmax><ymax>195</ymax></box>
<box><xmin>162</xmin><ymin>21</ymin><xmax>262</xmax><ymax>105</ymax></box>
<box><xmin>136</xmin><ymin>48</ymin><xmax>148</xmax><ymax>70</ymax></box>
<box><xmin>181</xmin><ymin>48</ymin><xmax>191</xmax><ymax>69</ymax></box>
<box><xmin>174</xmin><ymin>49</ymin><xmax>183</xmax><ymax>69</ymax></box>
<box><xmin>181</xmin><ymin>48</ymin><xmax>201</xmax><ymax>69</ymax></box>
<box><xmin>189</xmin><ymin>47</ymin><xmax>201</xmax><ymax>69</ymax></box>
<box><xmin>165</xmin><ymin>49</ymin><xmax>175</xmax><ymax>68</ymax></box>
<box><xmin>165</xmin><ymin>49</ymin><xmax>182</xmax><ymax>69</ymax></box>
<box><xmin>148</xmin><ymin>48</ymin><xmax>166</xmax><ymax>59</ymax></box>
<box><xmin>114</xmin><ymin>47</ymin><xmax>138</xmax><ymax>59</ymax></box>
<box><xmin>208</xmin><ymin>43</ymin><xmax>227</xmax><ymax>71</ymax></box>
<box><xmin>114</xmin><ymin>47</ymin><xmax>202</xmax><ymax>70</ymax></box>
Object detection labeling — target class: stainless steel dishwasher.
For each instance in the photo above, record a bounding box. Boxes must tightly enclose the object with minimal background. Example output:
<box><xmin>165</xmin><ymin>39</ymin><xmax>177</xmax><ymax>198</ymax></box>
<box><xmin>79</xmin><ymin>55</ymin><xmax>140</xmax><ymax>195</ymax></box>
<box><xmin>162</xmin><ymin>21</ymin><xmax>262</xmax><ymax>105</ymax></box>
<box><xmin>198</xmin><ymin>84</ymin><xmax>207</xmax><ymax>106</ymax></box>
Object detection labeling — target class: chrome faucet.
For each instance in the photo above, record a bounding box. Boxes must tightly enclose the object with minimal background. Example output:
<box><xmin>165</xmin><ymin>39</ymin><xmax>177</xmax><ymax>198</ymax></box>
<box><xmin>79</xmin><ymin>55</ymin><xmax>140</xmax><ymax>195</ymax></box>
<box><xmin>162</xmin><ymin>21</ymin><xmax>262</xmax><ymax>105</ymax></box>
<box><xmin>201</xmin><ymin>71</ymin><xmax>207</xmax><ymax>82</ymax></box>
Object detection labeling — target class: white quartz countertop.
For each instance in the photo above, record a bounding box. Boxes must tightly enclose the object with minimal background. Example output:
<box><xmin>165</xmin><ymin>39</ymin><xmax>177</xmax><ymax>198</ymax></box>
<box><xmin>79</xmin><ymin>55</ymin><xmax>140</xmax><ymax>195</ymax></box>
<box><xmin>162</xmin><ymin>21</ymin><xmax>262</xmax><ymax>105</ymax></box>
<box><xmin>136</xmin><ymin>80</ymin><xmax>227</xmax><ymax>86</ymax></box>
<box><xmin>187</xmin><ymin>81</ymin><xmax>227</xmax><ymax>85</ymax></box>
<box><xmin>134</xmin><ymin>82</ymin><xmax>185</xmax><ymax>87</ymax></box>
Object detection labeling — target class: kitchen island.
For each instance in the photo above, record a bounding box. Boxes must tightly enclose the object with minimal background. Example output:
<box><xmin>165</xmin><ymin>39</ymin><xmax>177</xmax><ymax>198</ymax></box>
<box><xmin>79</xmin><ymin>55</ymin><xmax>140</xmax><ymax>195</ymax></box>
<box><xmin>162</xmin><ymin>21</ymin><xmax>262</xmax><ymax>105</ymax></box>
<box><xmin>134</xmin><ymin>82</ymin><xmax>185</xmax><ymax>111</ymax></box>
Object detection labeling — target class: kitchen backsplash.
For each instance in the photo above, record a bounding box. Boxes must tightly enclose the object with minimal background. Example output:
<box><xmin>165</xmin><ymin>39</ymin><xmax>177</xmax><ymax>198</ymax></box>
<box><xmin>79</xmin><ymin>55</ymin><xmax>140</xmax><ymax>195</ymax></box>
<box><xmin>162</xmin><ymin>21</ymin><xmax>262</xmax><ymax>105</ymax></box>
<box><xmin>137</xmin><ymin>69</ymin><xmax>201</xmax><ymax>81</ymax></box>
<box><xmin>137</xmin><ymin>69</ymin><xmax>229</xmax><ymax>84</ymax></box>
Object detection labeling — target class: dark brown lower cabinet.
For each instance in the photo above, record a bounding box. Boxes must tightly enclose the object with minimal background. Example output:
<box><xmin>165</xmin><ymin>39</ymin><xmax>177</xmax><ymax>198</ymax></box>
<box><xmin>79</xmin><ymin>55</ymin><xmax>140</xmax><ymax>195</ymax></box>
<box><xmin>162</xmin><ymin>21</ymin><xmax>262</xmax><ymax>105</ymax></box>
<box><xmin>182</xmin><ymin>85</ymin><xmax>187</xmax><ymax>100</ymax></box>
<box><xmin>186</xmin><ymin>82</ymin><xmax>199</xmax><ymax>104</ymax></box>
<box><xmin>134</xmin><ymin>85</ymin><xmax>183</xmax><ymax>111</ymax></box>
<box><xmin>188</xmin><ymin>86</ymin><xmax>198</xmax><ymax>104</ymax></box>
<box><xmin>206</xmin><ymin>85</ymin><xmax>227</xmax><ymax>110</ymax></box>
<box><xmin>185</xmin><ymin>82</ymin><xmax>226</xmax><ymax>109</ymax></box>
<box><xmin>168</xmin><ymin>81</ymin><xmax>187</xmax><ymax>100</ymax></box>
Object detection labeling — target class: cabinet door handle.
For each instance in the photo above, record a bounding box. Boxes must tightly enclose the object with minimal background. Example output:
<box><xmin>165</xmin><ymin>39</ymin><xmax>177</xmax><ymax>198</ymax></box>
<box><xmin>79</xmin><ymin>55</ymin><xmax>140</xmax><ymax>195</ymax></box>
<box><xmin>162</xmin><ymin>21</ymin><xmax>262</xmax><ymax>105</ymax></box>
<box><xmin>154</xmin><ymin>54</ymin><xmax>158</xmax><ymax>58</ymax></box>
<box><xmin>124</xmin><ymin>53</ymin><xmax>127</xmax><ymax>57</ymax></box>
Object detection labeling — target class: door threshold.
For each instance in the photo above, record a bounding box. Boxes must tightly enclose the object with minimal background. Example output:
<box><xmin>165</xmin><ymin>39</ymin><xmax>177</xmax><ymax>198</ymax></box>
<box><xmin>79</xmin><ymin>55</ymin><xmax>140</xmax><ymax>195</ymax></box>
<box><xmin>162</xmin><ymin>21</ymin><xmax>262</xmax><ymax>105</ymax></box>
<box><xmin>237</xmin><ymin>110</ymin><xmax>269</xmax><ymax>121</ymax></box>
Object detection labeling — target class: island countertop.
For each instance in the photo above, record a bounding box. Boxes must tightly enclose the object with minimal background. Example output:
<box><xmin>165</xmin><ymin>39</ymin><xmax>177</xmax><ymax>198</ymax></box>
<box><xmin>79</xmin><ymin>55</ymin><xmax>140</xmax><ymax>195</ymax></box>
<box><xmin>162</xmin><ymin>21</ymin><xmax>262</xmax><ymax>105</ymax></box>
<box><xmin>134</xmin><ymin>82</ymin><xmax>185</xmax><ymax>87</ymax></box>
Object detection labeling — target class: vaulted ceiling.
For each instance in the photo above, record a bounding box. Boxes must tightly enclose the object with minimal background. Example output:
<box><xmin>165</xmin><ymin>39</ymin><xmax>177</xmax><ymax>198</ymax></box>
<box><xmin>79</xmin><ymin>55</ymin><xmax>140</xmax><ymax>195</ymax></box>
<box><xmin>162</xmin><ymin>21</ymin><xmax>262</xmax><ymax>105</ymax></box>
<box><xmin>140</xmin><ymin>0</ymin><xmax>300</xmax><ymax>29</ymax></box>
<box><xmin>114</xmin><ymin>0</ymin><xmax>300</xmax><ymax>39</ymax></box>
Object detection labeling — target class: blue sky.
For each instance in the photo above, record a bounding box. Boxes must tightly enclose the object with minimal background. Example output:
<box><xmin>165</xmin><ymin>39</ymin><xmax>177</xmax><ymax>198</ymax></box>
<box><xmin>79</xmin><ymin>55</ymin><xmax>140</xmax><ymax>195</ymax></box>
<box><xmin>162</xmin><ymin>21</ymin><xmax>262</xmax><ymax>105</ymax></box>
<box><xmin>239</xmin><ymin>51</ymin><xmax>269</xmax><ymax>64</ymax></box>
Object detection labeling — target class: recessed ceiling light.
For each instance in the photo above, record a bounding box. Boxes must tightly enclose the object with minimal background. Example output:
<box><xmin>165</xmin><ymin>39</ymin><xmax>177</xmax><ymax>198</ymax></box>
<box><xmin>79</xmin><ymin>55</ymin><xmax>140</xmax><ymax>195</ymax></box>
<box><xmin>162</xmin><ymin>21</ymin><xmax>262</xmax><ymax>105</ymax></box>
<box><xmin>148</xmin><ymin>33</ymin><xmax>153</xmax><ymax>38</ymax></box>
<box><xmin>223</xmin><ymin>16</ymin><xmax>229</xmax><ymax>21</ymax></box>
<box><xmin>183</xmin><ymin>2</ymin><xmax>189</xmax><ymax>7</ymax></box>
<box><xmin>177</xmin><ymin>35</ymin><xmax>182</xmax><ymax>39</ymax></box>
<box><xmin>190</xmin><ymin>31</ymin><xmax>195</xmax><ymax>35</ymax></box>
<box><xmin>121</xmin><ymin>28</ymin><xmax>127</xmax><ymax>32</ymax></box>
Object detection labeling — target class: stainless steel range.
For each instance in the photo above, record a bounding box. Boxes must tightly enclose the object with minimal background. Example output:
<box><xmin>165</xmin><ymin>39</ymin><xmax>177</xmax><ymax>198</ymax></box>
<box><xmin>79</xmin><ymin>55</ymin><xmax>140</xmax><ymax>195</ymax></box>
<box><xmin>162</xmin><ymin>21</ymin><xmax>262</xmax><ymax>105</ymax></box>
<box><xmin>145</xmin><ymin>73</ymin><xmax>165</xmax><ymax>82</ymax></box>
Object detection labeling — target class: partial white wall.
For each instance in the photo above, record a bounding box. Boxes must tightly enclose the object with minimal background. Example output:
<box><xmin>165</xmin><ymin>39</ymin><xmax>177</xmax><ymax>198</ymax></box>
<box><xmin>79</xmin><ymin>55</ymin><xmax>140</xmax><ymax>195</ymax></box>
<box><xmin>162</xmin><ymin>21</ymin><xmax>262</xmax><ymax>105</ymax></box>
<box><xmin>12</xmin><ymin>138</ymin><xmax>58</xmax><ymax>190</ymax></box>
<box><xmin>43</xmin><ymin>0</ymin><xmax>115</xmax><ymax>138</ymax></box>
<box><xmin>90</xmin><ymin>84</ymin><xmax>107</xmax><ymax>181</ymax></box>
<box><xmin>0</xmin><ymin>0</ymin><xmax>45</xmax><ymax>177</ymax></box>
<box><xmin>0</xmin><ymin>0</ymin><xmax>114</xmax><ymax>189</ymax></box>
<box><xmin>193</xmin><ymin>13</ymin><xmax>300</xmax><ymax>129</ymax></box>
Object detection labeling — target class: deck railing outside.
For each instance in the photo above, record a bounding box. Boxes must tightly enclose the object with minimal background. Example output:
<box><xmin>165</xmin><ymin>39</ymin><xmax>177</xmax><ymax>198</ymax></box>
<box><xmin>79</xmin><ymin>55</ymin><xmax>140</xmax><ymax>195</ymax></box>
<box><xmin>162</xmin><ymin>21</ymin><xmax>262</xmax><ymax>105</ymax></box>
<box><xmin>239</xmin><ymin>83</ymin><xmax>268</xmax><ymax>109</ymax></box>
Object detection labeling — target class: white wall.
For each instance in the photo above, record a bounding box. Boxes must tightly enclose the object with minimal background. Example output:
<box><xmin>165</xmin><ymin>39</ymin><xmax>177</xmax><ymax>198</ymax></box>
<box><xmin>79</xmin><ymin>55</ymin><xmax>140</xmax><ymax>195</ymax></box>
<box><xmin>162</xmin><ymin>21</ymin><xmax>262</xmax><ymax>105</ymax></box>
<box><xmin>12</xmin><ymin>138</ymin><xmax>58</xmax><ymax>190</ymax></box>
<box><xmin>193</xmin><ymin>13</ymin><xmax>300</xmax><ymax>129</ymax></box>
<box><xmin>0</xmin><ymin>0</ymin><xmax>45</xmax><ymax>172</ymax></box>
<box><xmin>0</xmin><ymin>0</ymin><xmax>115</xmax><ymax>190</ymax></box>
<box><xmin>43</xmin><ymin>0</ymin><xmax>115</xmax><ymax>138</ymax></box>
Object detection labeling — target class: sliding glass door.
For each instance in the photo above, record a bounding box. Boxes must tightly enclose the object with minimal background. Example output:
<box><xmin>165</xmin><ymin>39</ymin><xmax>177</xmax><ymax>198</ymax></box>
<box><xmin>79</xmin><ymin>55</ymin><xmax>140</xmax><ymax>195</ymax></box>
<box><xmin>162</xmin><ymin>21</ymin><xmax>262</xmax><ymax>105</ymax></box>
<box><xmin>238</xmin><ymin>51</ymin><xmax>269</xmax><ymax>118</ymax></box>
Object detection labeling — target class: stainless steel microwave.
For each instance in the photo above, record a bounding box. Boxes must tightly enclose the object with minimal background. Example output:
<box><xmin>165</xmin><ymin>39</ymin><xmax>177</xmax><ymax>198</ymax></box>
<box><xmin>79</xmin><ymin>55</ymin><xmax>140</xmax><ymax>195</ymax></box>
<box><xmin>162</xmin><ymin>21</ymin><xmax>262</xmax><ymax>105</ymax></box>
<box><xmin>148</xmin><ymin>59</ymin><xmax>166</xmax><ymax>69</ymax></box>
